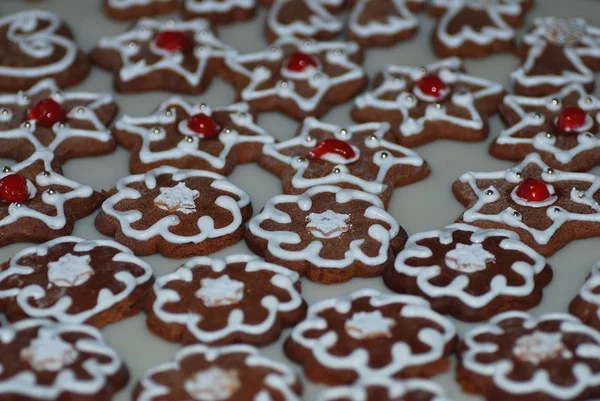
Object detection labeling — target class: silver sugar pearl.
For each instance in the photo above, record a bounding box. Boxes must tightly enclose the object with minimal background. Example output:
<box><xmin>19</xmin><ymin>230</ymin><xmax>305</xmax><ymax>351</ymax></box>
<box><xmin>513</xmin><ymin>211</ymin><xmax>520</xmax><ymax>217</ymax></box>
<box><xmin>196</xmin><ymin>46</ymin><xmax>206</xmax><ymax>52</ymax></box>
<box><xmin>313</xmin><ymin>73</ymin><xmax>322</xmax><ymax>80</ymax></box>
<box><xmin>199</xmin><ymin>30</ymin><xmax>208</xmax><ymax>36</ymax></box>
<box><xmin>418</xmin><ymin>66</ymin><xmax>427</xmax><ymax>74</ymax></box>
<box><xmin>58</xmin><ymin>123</ymin><xmax>66</xmax><ymax>128</ymax></box>
<box><xmin>238</xmin><ymin>112</ymin><xmax>246</xmax><ymax>118</ymax></box>
<box><xmin>279</xmin><ymin>81</ymin><xmax>288</xmax><ymax>88</ymax></box>
<box><xmin>165</xmin><ymin>110</ymin><xmax>173</xmax><ymax>117</ymax></box>
<box><xmin>166</xmin><ymin>19</ymin><xmax>175</xmax><ymax>26</ymax></box>
<box><xmin>584</xmin><ymin>97</ymin><xmax>593</xmax><ymax>105</ymax></box>
<box><xmin>546</xmin><ymin>168</ymin><xmax>554</xmax><ymax>174</ymax></box>
<box><xmin>333</xmin><ymin>49</ymin><xmax>341</xmax><ymax>55</ymax></box>
<box><xmin>42</xmin><ymin>171</ymin><xmax>51</xmax><ymax>177</ymax></box>
<box><xmin>340</xmin><ymin>129</ymin><xmax>348</xmax><ymax>135</ymax></box>
<box><xmin>369</xmin><ymin>134</ymin><xmax>377</xmax><ymax>141</ymax></box>
<box><xmin>406</xmin><ymin>95</ymin><xmax>414</xmax><ymax>102</ymax></box>
<box><xmin>394</xmin><ymin>77</ymin><xmax>401</xmax><ymax>84</ymax></box>
<box><xmin>333</xmin><ymin>167</ymin><xmax>341</xmax><ymax>174</ymax></box>
<box><xmin>2</xmin><ymin>166</ymin><xmax>11</xmax><ymax>172</ymax></box>
<box><xmin>54</xmin><ymin>92</ymin><xmax>62</xmax><ymax>99</ymax></box>
<box><xmin>578</xmin><ymin>191</ymin><xmax>586</xmax><ymax>199</ymax></box>
<box><xmin>21</xmin><ymin>95</ymin><xmax>29</xmax><ymax>102</ymax></box>
<box><xmin>534</xmin><ymin>112</ymin><xmax>542</xmax><ymax>119</ymax></box>
<box><xmin>306</xmin><ymin>135</ymin><xmax>313</xmax><ymax>142</ymax></box>
<box><xmin>200</xmin><ymin>103</ymin><xmax>207</xmax><ymax>109</ymax></box>
<box><xmin>269</xmin><ymin>47</ymin><xmax>278</xmax><ymax>52</ymax></box>
<box><xmin>24</xmin><ymin>122</ymin><xmax>31</xmax><ymax>129</ymax></box>
<box><xmin>77</xmin><ymin>108</ymin><xmax>85</xmax><ymax>114</ymax></box>
<box><xmin>545</xmin><ymin>132</ymin><xmax>553</xmax><ymax>138</ymax></box>
<box><xmin>434</xmin><ymin>103</ymin><xmax>442</xmax><ymax>109</ymax></box>
<box><xmin>128</xmin><ymin>41</ymin><xmax>136</xmax><ymax>48</ymax></box>
<box><xmin>586</xmin><ymin>133</ymin><xmax>594</xmax><ymax>138</ymax></box>
<box><xmin>380</xmin><ymin>152</ymin><xmax>389</xmax><ymax>159</ymax></box>
<box><xmin>516</xmin><ymin>172</ymin><xmax>523</xmax><ymax>178</ymax></box>
<box><xmin>46</xmin><ymin>188</ymin><xmax>56</xmax><ymax>195</ymax></box>
<box><xmin>14</xmin><ymin>202</ymin><xmax>22</xmax><ymax>208</ymax></box>
<box><xmin>1</xmin><ymin>109</ymin><xmax>8</xmax><ymax>115</ymax></box>
<box><xmin>185</xmin><ymin>136</ymin><xmax>194</xmax><ymax>143</ymax></box>
<box><xmin>551</xmin><ymin>98</ymin><xmax>560</xmax><ymax>106</ymax></box>
<box><xmin>224</xmin><ymin>128</ymin><xmax>232</xmax><ymax>134</ymax></box>
<box><xmin>485</xmin><ymin>189</ymin><xmax>494</xmax><ymax>195</ymax></box>
<box><xmin>553</xmin><ymin>207</ymin><xmax>561</xmax><ymax>213</ymax></box>
<box><xmin>153</xmin><ymin>127</ymin><xmax>161</xmax><ymax>134</ymax></box>
<box><xmin>297</xmin><ymin>156</ymin><xmax>306</xmax><ymax>163</ymax></box>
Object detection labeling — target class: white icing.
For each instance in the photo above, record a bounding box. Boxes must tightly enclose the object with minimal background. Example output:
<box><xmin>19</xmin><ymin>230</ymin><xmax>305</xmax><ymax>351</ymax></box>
<box><xmin>267</xmin><ymin>0</ymin><xmax>343</xmax><ymax>40</ymax></box>
<box><xmin>184</xmin><ymin>0</ymin><xmax>255</xmax><ymax>16</ymax></box>
<box><xmin>513</xmin><ymin>331</ymin><xmax>567</xmax><ymax>364</ymax></box>
<box><xmin>195</xmin><ymin>275</ymin><xmax>245</xmax><ymax>307</ymax></box>
<box><xmin>543</xmin><ymin>18</ymin><xmax>587</xmax><ymax>46</ymax></box>
<box><xmin>184</xmin><ymin>367</ymin><xmax>240</xmax><ymax>401</ymax></box>
<box><xmin>344</xmin><ymin>310</ymin><xmax>395</xmax><ymax>339</ymax></box>
<box><xmin>154</xmin><ymin>182</ymin><xmax>200</xmax><ymax>214</ymax></box>
<box><xmin>444</xmin><ymin>243</ymin><xmax>495</xmax><ymax>273</ymax></box>
<box><xmin>576</xmin><ymin>260</ymin><xmax>600</xmax><ymax>324</ymax></box>
<box><xmin>107</xmin><ymin>0</ymin><xmax>172</xmax><ymax>9</ymax></box>
<box><xmin>20</xmin><ymin>329</ymin><xmax>78</xmax><ymax>371</ymax></box>
<box><xmin>47</xmin><ymin>254</ymin><xmax>94</xmax><ymax>287</ymax></box>
<box><xmin>306</xmin><ymin>210</ymin><xmax>350</xmax><ymax>239</ymax></box>
<box><xmin>348</xmin><ymin>0</ymin><xmax>419</xmax><ymax>42</ymax></box>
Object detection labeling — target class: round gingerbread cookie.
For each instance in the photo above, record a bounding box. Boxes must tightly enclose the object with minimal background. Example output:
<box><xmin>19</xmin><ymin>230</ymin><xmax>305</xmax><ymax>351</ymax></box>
<box><xmin>183</xmin><ymin>0</ymin><xmax>257</xmax><ymax>24</ymax></box>
<box><xmin>570</xmin><ymin>260</ymin><xmax>600</xmax><ymax>331</ymax></box>
<box><xmin>113</xmin><ymin>97</ymin><xmax>274</xmax><ymax>175</ymax></box>
<box><xmin>258</xmin><ymin>117</ymin><xmax>430</xmax><ymax>209</ymax></box>
<box><xmin>453</xmin><ymin>152</ymin><xmax>600</xmax><ymax>257</ymax></box>
<box><xmin>91</xmin><ymin>18</ymin><xmax>237</xmax><ymax>94</ymax></box>
<box><xmin>95</xmin><ymin>166</ymin><xmax>252</xmax><ymax>258</ymax></box>
<box><xmin>222</xmin><ymin>36</ymin><xmax>366</xmax><ymax>121</ymax></box>
<box><xmin>0</xmin><ymin>150</ymin><xmax>103</xmax><ymax>247</ymax></box>
<box><xmin>0</xmin><ymin>318</ymin><xmax>128</xmax><ymax>400</ymax></box>
<box><xmin>146</xmin><ymin>254</ymin><xmax>306</xmax><ymax>346</ymax></box>
<box><xmin>0</xmin><ymin>79</ymin><xmax>118</xmax><ymax>164</ymax></box>
<box><xmin>0</xmin><ymin>236</ymin><xmax>154</xmax><ymax>328</ymax></box>
<box><xmin>103</xmin><ymin>0</ymin><xmax>179</xmax><ymax>20</ymax></box>
<box><xmin>384</xmin><ymin>223</ymin><xmax>553</xmax><ymax>322</ymax></box>
<box><xmin>246</xmin><ymin>185</ymin><xmax>406</xmax><ymax>284</ymax></box>
<box><xmin>511</xmin><ymin>17</ymin><xmax>600</xmax><ymax>97</ymax></box>
<box><xmin>457</xmin><ymin>311</ymin><xmax>600</xmax><ymax>401</ymax></box>
<box><xmin>490</xmin><ymin>84</ymin><xmax>600</xmax><ymax>172</ymax></box>
<box><xmin>284</xmin><ymin>288</ymin><xmax>457</xmax><ymax>385</ymax></box>
<box><xmin>352</xmin><ymin>57</ymin><xmax>503</xmax><ymax>147</ymax></box>
<box><xmin>0</xmin><ymin>10</ymin><xmax>90</xmax><ymax>91</ymax></box>
<box><xmin>133</xmin><ymin>343</ymin><xmax>302</xmax><ymax>401</ymax></box>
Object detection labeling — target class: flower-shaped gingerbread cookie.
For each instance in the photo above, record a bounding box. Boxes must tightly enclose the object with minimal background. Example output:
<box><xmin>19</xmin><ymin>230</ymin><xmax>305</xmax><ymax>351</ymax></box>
<box><xmin>352</xmin><ymin>57</ymin><xmax>503</xmax><ymax>147</ymax></box>
<box><xmin>511</xmin><ymin>17</ymin><xmax>600</xmax><ymax>96</ymax></box>
<box><xmin>103</xmin><ymin>0</ymin><xmax>180</xmax><ymax>20</ymax></box>
<box><xmin>453</xmin><ymin>153</ymin><xmax>600</xmax><ymax>256</ymax></box>
<box><xmin>428</xmin><ymin>0</ymin><xmax>532</xmax><ymax>58</ymax></box>
<box><xmin>114</xmin><ymin>97</ymin><xmax>274</xmax><ymax>174</ymax></box>
<box><xmin>222</xmin><ymin>36</ymin><xmax>366</xmax><ymax>120</ymax></box>
<box><xmin>0</xmin><ymin>236</ymin><xmax>154</xmax><ymax>327</ymax></box>
<box><xmin>284</xmin><ymin>288</ymin><xmax>457</xmax><ymax>385</ymax></box>
<box><xmin>0</xmin><ymin>79</ymin><xmax>118</xmax><ymax>164</ymax></box>
<box><xmin>134</xmin><ymin>344</ymin><xmax>302</xmax><ymax>401</ymax></box>
<box><xmin>569</xmin><ymin>260</ymin><xmax>600</xmax><ymax>331</ymax></box>
<box><xmin>96</xmin><ymin>166</ymin><xmax>252</xmax><ymax>258</ymax></box>
<box><xmin>316</xmin><ymin>377</ymin><xmax>454</xmax><ymax>401</ymax></box>
<box><xmin>146</xmin><ymin>254</ymin><xmax>307</xmax><ymax>346</ymax></box>
<box><xmin>0</xmin><ymin>11</ymin><xmax>90</xmax><ymax>91</ymax></box>
<box><xmin>490</xmin><ymin>83</ymin><xmax>600</xmax><ymax>171</ymax></box>
<box><xmin>92</xmin><ymin>18</ymin><xmax>236</xmax><ymax>94</ymax></box>
<box><xmin>457</xmin><ymin>311</ymin><xmax>600</xmax><ymax>401</ymax></box>
<box><xmin>0</xmin><ymin>319</ymin><xmax>128</xmax><ymax>400</ymax></box>
<box><xmin>258</xmin><ymin>118</ymin><xmax>430</xmax><ymax>208</ymax></box>
<box><xmin>385</xmin><ymin>223</ymin><xmax>552</xmax><ymax>322</ymax></box>
<box><xmin>246</xmin><ymin>185</ymin><xmax>406</xmax><ymax>284</ymax></box>
<box><xmin>0</xmin><ymin>150</ymin><xmax>103</xmax><ymax>247</ymax></box>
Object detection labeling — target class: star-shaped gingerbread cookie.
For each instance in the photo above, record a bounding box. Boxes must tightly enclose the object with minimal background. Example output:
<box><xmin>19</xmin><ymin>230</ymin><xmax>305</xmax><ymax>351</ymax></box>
<box><xmin>352</xmin><ymin>57</ymin><xmax>503</xmax><ymax>147</ymax></box>
<box><xmin>490</xmin><ymin>83</ymin><xmax>600</xmax><ymax>171</ymax></box>
<box><xmin>453</xmin><ymin>152</ymin><xmax>600</xmax><ymax>256</ymax></box>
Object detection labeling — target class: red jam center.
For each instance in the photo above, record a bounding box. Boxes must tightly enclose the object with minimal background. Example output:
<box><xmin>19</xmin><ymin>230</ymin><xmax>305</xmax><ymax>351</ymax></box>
<box><xmin>27</xmin><ymin>98</ymin><xmax>67</xmax><ymax>128</ymax></box>
<box><xmin>0</xmin><ymin>174</ymin><xmax>29</xmax><ymax>203</ymax></box>
<box><xmin>415</xmin><ymin>74</ymin><xmax>447</xmax><ymax>99</ymax></box>
<box><xmin>556</xmin><ymin>106</ymin><xmax>587</xmax><ymax>132</ymax></box>
<box><xmin>284</xmin><ymin>51</ymin><xmax>318</xmax><ymax>72</ymax></box>
<box><xmin>515</xmin><ymin>178</ymin><xmax>551</xmax><ymax>202</ymax></box>
<box><xmin>308</xmin><ymin>139</ymin><xmax>356</xmax><ymax>160</ymax></box>
<box><xmin>154</xmin><ymin>30</ymin><xmax>192</xmax><ymax>52</ymax></box>
<box><xmin>187</xmin><ymin>113</ymin><xmax>219</xmax><ymax>138</ymax></box>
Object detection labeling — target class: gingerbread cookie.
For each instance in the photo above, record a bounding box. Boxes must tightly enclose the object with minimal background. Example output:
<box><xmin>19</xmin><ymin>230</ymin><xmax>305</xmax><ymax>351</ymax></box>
<box><xmin>457</xmin><ymin>311</ymin><xmax>600</xmax><ymax>401</ymax></box>
<box><xmin>95</xmin><ymin>166</ymin><xmax>252</xmax><ymax>258</ymax></box>
<box><xmin>134</xmin><ymin>344</ymin><xmax>302</xmax><ymax>401</ymax></box>
<box><xmin>258</xmin><ymin>118</ymin><xmax>430</xmax><ymax>208</ymax></box>
<box><xmin>114</xmin><ymin>97</ymin><xmax>273</xmax><ymax>175</ymax></box>
<box><xmin>511</xmin><ymin>17</ymin><xmax>600</xmax><ymax>97</ymax></box>
<box><xmin>316</xmin><ymin>377</ymin><xmax>454</xmax><ymax>401</ymax></box>
<box><xmin>569</xmin><ymin>260</ymin><xmax>600</xmax><ymax>331</ymax></box>
<box><xmin>0</xmin><ymin>11</ymin><xmax>90</xmax><ymax>91</ymax></box>
<box><xmin>384</xmin><ymin>223</ymin><xmax>553</xmax><ymax>322</ymax></box>
<box><xmin>146</xmin><ymin>254</ymin><xmax>306</xmax><ymax>346</ymax></box>
<box><xmin>0</xmin><ymin>318</ymin><xmax>128</xmax><ymax>400</ymax></box>
<box><xmin>284</xmin><ymin>288</ymin><xmax>457</xmax><ymax>385</ymax></box>
<box><xmin>0</xmin><ymin>237</ymin><xmax>153</xmax><ymax>327</ymax></box>
<box><xmin>91</xmin><ymin>18</ymin><xmax>236</xmax><ymax>94</ymax></box>
<box><xmin>352</xmin><ymin>58</ymin><xmax>503</xmax><ymax>147</ymax></box>
<box><xmin>0</xmin><ymin>150</ymin><xmax>103</xmax><ymax>247</ymax></box>
<box><xmin>246</xmin><ymin>185</ymin><xmax>406</xmax><ymax>284</ymax></box>
<box><xmin>0</xmin><ymin>79</ymin><xmax>118</xmax><ymax>164</ymax></box>
<box><xmin>490</xmin><ymin>84</ymin><xmax>600</xmax><ymax>172</ymax></box>
<box><xmin>453</xmin><ymin>152</ymin><xmax>600</xmax><ymax>257</ymax></box>
<box><xmin>103</xmin><ymin>0</ymin><xmax>179</xmax><ymax>20</ymax></box>
<box><xmin>428</xmin><ymin>0</ymin><xmax>532</xmax><ymax>58</ymax></box>
<box><xmin>222</xmin><ymin>36</ymin><xmax>366</xmax><ymax>120</ymax></box>
<box><xmin>183</xmin><ymin>0</ymin><xmax>257</xmax><ymax>24</ymax></box>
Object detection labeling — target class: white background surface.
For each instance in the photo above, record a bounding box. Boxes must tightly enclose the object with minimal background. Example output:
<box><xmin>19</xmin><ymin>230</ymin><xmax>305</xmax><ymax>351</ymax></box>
<box><xmin>2</xmin><ymin>0</ymin><xmax>600</xmax><ymax>400</ymax></box>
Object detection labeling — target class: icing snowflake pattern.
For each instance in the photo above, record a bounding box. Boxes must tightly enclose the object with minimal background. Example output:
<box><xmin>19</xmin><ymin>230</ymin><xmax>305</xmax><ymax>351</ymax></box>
<box><xmin>184</xmin><ymin>367</ymin><xmax>241</xmax><ymax>401</ymax></box>
<box><xmin>306</xmin><ymin>210</ymin><xmax>350</xmax><ymax>238</ymax></box>
<box><xmin>345</xmin><ymin>310</ymin><xmax>395</xmax><ymax>339</ymax></box>
<box><xmin>513</xmin><ymin>331</ymin><xmax>568</xmax><ymax>364</ymax></box>
<box><xmin>47</xmin><ymin>253</ymin><xmax>94</xmax><ymax>287</ymax></box>
<box><xmin>195</xmin><ymin>275</ymin><xmax>245</xmax><ymax>307</ymax></box>
<box><xmin>154</xmin><ymin>182</ymin><xmax>200</xmax><ymax>214</ymax></box>
<box><xmin>20</xmin><ymin>329</ymin><xmax>78</xmax><ymax>371</ymax></box>
<box><xmin>444</xmin><ymin>243</ymin><xmax>495</xmax><ymax>272</ymax></box>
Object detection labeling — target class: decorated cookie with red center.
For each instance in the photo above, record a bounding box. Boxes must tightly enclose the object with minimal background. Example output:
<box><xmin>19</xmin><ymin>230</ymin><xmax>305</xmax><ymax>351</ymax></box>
<box><xmin>453</xmin><ymin>152</ymin><xmax>600</xmax><ymax>256</ymax></box>
<box><xmin>222</xmin><ymin>36</ymin><xmax>366</xmax><ymax>120</ymax></box>
<box><xmin>489</xmin><ymin>83</ymin><xmax>600</xmax><ymax>172</ymax></box>
<box><xmin>428</xmin><ymin>0</ymin><xmax>533</xmax><ymax>59</ymax></box>
<box><xmin>512</xmin><ymin>17</ymin><xmax>600</xmax><ymax>96</ymax></box>
<box><xmin>112</xmin><ymin>98</ymin><xmax>274</xmax><ymax>175</ymax></box>
<box><xmin>0</xmin><ymin>11</ymin><xmax>90</xmax><ymax>91</ymax></box>
<box><xmin>0</xmin><ymin>79</ymin><xmax>118</xmax><ymax>164</ymax></box>
<box><xmin>0</xmin><ymin>174</ymin><xmax>29</xmax><ymax>204</ymax></box>
<box><xmin>352</xmin><ymin>58</ymin><xmax>503</xmax><ymax>147</ymax></box>
<box><xmin>91</xmin><ymin>18</ymin><xmax>236</xmax><ymax>94</ymax></box>
<box><xmin>257</xmin><ymin>118</ymin><xmax>430</xmax><ymax>209</ymax></box>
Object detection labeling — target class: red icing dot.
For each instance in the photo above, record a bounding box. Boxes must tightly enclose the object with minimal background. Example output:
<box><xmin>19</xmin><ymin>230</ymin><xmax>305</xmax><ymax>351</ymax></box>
<box><xmin>27</xmin><ymin>98</ymin><xmax>67</xmax><ymax>128</ymax></box>
<box><xmin>187</xmin><ymin>113</ymin><xmax>219</xmax><ymax>138</ymax></box>
<box><xmin>154</xmin><ymin>30</ymin><xmax>192</xmax><ymax>52</ymax></box>
<box><xmin>515</xmin><ymin>178</ymin><xmax>551</xmax><ymax>202</ymax></box>
<box><xmin>284</xmin><ymin>52</ymin><xmax>318</xmax><ymax>72</ymax></box>
<box><xmin>556</xmin><ymin>106</ymin><xmax>588</xmax><ymax>132</ymax></box>
<box><xmin>416</xmin><ymin>74</ymin><xmax>447</xmax><ymax>99</ymax></box>
<box><xmin>0</xmin><ymin>174</ymin><xmax>29</xmax><ymax>203</ymax></box>
<box><xmin>308</xmin><ymin>139</ymin><xmax>356</xmax><ymax>160</ymax></box>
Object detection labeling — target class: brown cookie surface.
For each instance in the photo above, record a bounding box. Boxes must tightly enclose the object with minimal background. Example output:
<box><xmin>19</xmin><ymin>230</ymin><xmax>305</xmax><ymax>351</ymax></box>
<box><xmin>316</xmin><ymin>377</ymin><xmax>453</xmax><ymax>401</ymax></box>
<box><xmin>569</xmin><ymin>261</ymin><xmax>600</xmax><ymax>331</ymax></box>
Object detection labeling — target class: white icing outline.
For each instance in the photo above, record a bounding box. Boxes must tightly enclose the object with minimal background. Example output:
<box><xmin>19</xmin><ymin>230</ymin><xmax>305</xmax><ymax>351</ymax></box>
<box><xmin>107</xmin><ymin>0</ymin><xmax>173</xmax><ymax>9</ymax></box>
<box><xmin>576</xmin><ymin>260</ymin><xmax>600</xmax><ymax>324</ymax></box>
<box><xmin>267</xmin><ymin>0</ymin><xmax>343</xmax><ymax>40</ymax></box>
<box><xmin>348</xmin><ymin>0</ymin><xmax>419</xmax><ymax>42</ymax></box>
<box><xmin>184</xmin><ymin>0</ymin><xmax>255</xmax><ymax>16</ymax></box>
